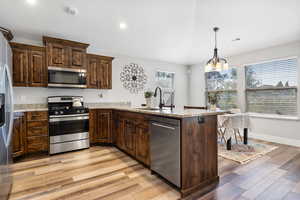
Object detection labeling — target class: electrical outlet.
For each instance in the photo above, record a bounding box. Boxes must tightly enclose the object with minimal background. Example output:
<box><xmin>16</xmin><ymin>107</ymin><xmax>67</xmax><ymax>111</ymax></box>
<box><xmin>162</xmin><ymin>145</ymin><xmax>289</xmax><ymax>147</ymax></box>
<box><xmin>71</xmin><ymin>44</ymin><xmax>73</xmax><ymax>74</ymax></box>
<box><xmin>98</xmin><ymin>93</ymin><xmax>103</xmax><ymax>98</ymax></box>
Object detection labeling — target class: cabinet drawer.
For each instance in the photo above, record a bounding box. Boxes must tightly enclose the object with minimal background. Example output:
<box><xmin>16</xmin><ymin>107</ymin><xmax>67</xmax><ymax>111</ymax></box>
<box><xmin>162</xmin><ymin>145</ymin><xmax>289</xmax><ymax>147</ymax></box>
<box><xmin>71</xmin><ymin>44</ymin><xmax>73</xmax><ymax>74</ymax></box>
<box><xmin>27</xmin><ymin>111</ymin><xmax>48</xmax><ymax>121</ymax></box>
<box><xmin>27</xmin><ymin>136</ymin><xmax>48</xmax><ymax>153</ymax></box>
<box><xmin>27</xmin><ymin>125</ymin><xmax>48</xmax><ymax>137</ymax></box>
<box><xmin>27</xmin><ymin>120</ymin><xmax>48</xmax><ymax>128</ymax></box>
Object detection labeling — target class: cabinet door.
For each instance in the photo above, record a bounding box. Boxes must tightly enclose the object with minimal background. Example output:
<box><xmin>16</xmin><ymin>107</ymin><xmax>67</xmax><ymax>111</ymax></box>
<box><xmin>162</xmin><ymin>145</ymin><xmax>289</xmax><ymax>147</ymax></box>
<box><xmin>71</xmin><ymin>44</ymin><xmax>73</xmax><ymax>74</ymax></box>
<box><xmin>116</xmin><ymin>118</ymin><xmax>125</xmax><ymax>150</ymax></box>
<box><xmin>12</xmin><ymin>48</ymin><xmax>28</xmax><ymax>86</ymax></box>
<box><xmin>12</xmin><ymin>112</ymin><xmax>26</xmax><ymax>158</ymax></box>
<box><xmin>28</xmin><ymin>50</ymin><xmax>47</xmax><ymax>87</ymax></box>
<box><xmin>99</xmin><ymin>59</ymin><xmax>112</xmax><ymax>89</ymax></box>
<box><xmin>70</xmin><ymin>47</ymin><xmax>86</xmax><ymax>69</ymax></box>
<box><xmin>47</xmin><ymin>43</ymin><xmax>68</xmax><ymax>67</ymax></box>
<box><xmin>89</xmin><ymin>109</ymin><xmax>97</xmax><ymax>144</ymax></box>
<box><xmin>94</xmin><ymin>110</ymin><xmax>112</xmax><ymax>143</ymax></box>
<box><xmin>135</xmin><ymin>124</ymin><xmax>150</xmax><ymax>166</ymax></box>
<box><xmin>87</xmin><ymin>57</ymin><xmax>99</xmax><ymax>89</ymax></box>
<box><xmin>124</xmin><ymin>120</ymin><xmax>136</xmax><ymax>156</ymax></box>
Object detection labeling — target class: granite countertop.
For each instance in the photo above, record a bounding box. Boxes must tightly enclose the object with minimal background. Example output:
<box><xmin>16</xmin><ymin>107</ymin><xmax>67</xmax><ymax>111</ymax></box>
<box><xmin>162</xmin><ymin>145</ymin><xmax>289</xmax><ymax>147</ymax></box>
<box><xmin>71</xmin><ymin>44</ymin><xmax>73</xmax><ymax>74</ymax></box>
<box><xmin>14</xmin><ymin>103</ymin><xmax>226</xmax><ymax>118</ymax></box>
<box><xmin>14</xmin><ymin>104</ymin><xmax>48</xmax><ymax>113</ymax></box>
<box><xmin>111</xmin><ymin>107</ymin><xmax>227</xmax><ymax>118</ymax></box>
<box><xmin>13</xmin><ymin>102</ymin><xmax>131</xmax><ymax>113</ymax></box>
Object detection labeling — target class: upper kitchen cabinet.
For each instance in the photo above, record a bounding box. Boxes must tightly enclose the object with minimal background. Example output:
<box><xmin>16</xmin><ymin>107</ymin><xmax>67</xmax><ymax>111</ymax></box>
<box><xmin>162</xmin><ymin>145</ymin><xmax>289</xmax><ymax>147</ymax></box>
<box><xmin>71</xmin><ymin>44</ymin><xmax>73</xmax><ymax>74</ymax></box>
<box><xmin>43</xmin><ymin>36</ymin><xmax>89</xmax><ymax>69</ymax></box>
<box><xmin>10</xmin><ymin>42</ymin><xmax>47</xmax><ymax>87</ymax></box>
<box><xmin>87</xmin><ymin>54</ymin><xmax>113</xmax><ymax>89</ymax></box>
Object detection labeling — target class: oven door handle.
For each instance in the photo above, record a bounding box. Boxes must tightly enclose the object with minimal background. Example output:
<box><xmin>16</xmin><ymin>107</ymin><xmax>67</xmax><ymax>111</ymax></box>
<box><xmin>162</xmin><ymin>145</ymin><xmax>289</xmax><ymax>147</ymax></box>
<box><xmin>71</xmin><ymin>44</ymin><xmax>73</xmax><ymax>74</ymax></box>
<box><xmin>50</xmin><ymin>113</ymin><xmax>89</xmax><ymax>118</ymax></box>
<box><xmin>49</xmin><ymin>116</ymin><xmax>89</xmax><ymax>123</ymax></box>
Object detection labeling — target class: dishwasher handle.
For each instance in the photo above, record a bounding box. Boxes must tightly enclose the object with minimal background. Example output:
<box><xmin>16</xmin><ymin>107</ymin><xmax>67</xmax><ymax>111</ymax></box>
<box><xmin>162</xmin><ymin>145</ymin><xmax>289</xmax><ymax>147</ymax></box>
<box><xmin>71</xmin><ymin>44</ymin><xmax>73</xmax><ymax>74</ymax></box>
<box><xmin>151</xmin><ymin>122</ymin><xmax>176</xmax><ymax>130</ymax></box>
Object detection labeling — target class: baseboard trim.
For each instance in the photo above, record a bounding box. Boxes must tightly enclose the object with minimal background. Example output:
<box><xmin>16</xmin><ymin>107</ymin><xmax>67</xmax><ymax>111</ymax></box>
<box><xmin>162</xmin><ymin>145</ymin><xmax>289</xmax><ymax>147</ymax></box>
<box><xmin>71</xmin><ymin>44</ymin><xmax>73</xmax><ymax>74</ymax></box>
<box><xmin>249</xmin><ymin>132</ymin><xmax>300</xmax><ymax>147</ymax></box>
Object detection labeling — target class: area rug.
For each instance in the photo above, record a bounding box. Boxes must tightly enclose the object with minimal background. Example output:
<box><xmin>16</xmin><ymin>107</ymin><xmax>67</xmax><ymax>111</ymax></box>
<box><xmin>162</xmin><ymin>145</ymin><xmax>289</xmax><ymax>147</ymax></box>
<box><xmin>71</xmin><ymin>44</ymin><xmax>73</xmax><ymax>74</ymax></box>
<box><xmin>218</xmin><ymin>142</ymin><xmax>278</xmax><ymax>164</ymax></box>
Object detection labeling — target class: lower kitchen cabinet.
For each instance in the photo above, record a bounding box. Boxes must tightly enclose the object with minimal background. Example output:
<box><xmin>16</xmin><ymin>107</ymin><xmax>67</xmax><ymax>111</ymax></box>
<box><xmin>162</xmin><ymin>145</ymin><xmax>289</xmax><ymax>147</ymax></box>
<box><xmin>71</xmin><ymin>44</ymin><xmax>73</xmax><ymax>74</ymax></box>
<box><xmin>135</xmin><ymin>124</ymin><xmax>150</xmax><ymax>166</ymax></box>
<box><xmin>114</xmin><ymin>111</ymin><xmax>150</xmax><ymax>166</ymax></box>
<box><xmin>123</xmin><ymin>120</ymin><xmax>136</xmax><ymax>156</ymax></box>
<box><xmin>89</xmin><ymin>109</ymin><xmax>113</xmax><ymax>144</ymax></box>
<box><xmin>12</xmin><ymin>112</ymin><xmax>26</xmax><ymax>158</ymax></box>
<box><xmin>115</xmin><ymin>117</ymin><xmax>125</xmax><ymax>150</ymax></box>
<box><xmin>12</xmin><ymin>111</ymin><xmax>49</xmax><ymax>158</ymax></box>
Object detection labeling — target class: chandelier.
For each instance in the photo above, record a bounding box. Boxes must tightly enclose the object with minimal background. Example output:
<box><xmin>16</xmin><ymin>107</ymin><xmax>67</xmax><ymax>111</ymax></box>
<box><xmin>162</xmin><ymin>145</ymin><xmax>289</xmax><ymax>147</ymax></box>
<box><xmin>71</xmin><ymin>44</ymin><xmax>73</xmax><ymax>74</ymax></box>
<box><xmin>205</xmin><ymin>27</ymin><xmax>229</xmax><ymax>72</ymax></box>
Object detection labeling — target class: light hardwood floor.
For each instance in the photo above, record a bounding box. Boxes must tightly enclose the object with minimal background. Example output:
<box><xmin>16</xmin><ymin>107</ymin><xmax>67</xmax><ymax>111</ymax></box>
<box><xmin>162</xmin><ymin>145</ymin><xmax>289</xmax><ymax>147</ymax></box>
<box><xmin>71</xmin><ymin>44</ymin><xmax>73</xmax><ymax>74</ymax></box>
<box><xmin>10</xmin><ymin>141</ymin><xmax>300</xmax><ymax>200</ymax></box>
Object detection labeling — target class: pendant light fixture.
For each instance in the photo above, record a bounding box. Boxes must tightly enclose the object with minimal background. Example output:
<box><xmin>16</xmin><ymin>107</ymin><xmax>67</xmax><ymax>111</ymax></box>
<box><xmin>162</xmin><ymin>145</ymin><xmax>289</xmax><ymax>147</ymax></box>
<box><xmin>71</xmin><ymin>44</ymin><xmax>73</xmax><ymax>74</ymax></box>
<box><xmin>205</xmin><ymin>27</ymin><xmax>229</xmax><ymax>72</ymax></box>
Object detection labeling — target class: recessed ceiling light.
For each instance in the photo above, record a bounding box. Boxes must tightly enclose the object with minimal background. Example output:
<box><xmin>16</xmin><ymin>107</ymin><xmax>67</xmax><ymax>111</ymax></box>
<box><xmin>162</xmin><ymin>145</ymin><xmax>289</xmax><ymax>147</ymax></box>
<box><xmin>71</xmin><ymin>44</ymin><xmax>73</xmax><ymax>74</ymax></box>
<box><xmin>119</xmin><ymin>22</ymin><xmax>127</xmax><ymax>30</ymax></box>
<box><xmin>26</xmin><ymin>0</ymin><xmax>37</xmax><ymax>6</ymax></box>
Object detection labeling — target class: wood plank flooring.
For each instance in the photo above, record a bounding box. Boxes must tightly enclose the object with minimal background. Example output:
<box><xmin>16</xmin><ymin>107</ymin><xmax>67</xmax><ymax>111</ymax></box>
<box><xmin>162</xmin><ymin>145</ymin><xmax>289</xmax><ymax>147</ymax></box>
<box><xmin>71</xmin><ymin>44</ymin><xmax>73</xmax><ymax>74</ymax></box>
<box><xmin>10</xmin><ymin>140</ymin><xmax>300</xmax><ymax>200</ymax></box>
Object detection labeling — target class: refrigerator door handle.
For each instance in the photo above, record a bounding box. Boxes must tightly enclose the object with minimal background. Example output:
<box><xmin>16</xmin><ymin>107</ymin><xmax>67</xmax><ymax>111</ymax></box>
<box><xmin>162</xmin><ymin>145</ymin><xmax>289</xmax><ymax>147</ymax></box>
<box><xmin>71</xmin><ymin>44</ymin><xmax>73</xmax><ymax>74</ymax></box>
<box><xmin>4</xmin><ymin>64</ymin><xmax>13</xmax><ymax>148</ymax></box>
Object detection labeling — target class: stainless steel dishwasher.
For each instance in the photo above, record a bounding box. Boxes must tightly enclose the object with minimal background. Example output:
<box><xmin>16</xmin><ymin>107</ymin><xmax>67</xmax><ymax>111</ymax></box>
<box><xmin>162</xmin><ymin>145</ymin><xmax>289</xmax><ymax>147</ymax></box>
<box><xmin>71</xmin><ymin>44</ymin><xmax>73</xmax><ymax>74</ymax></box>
<box><xmin>150</xmin><ymin>116</ymin><xmax>180</xmax><ymax>187</ymax></box>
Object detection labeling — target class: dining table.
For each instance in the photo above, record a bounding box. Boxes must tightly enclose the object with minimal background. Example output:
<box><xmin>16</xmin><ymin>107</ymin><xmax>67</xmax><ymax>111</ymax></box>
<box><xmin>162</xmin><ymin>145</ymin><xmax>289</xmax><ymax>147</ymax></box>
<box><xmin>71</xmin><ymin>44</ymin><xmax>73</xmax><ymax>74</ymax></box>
<box><xmin>218</xmin><ymin>113</ymin><xmax>250</xmax><ymax>145</ymax></box>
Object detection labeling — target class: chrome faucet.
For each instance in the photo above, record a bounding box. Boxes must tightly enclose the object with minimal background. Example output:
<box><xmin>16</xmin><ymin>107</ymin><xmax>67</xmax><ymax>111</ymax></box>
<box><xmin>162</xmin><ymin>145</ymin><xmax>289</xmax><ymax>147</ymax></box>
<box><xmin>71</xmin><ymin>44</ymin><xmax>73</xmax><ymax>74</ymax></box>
<box><xmin>154</xmin><ymin>87</ymin><xmax>164</xmax><ymax>110</ymax></box>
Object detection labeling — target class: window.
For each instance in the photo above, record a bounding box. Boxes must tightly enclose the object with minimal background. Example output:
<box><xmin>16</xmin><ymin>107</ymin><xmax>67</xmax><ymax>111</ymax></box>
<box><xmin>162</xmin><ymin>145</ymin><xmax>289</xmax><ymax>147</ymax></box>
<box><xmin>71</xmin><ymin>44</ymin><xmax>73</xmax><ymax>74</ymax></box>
<box><xmin>155</xmin><ymin>71</ymin><xmax>175</xmax><ymax>105</ymax></box>
<box><xmin>245</xmin><ymin>58</ymin><xmax>298</xmax><ymax>115</ymax></box>
<box><xmin>205</xmin><ymin>68</ymin><xmax>238</xmax><ymax>109</ymax></box>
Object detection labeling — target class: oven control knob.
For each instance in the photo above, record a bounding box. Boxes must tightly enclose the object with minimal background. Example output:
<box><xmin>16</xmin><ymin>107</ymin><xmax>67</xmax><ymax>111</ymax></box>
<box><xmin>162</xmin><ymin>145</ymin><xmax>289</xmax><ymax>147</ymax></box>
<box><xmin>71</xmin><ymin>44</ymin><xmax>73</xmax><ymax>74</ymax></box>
<box><xmin>77</xmin><ymin>110</ymin><xmax>80</xmax><ymax>113</ymax></box>
<box><xmin>60</xmin><ymin>111</ymin><xmax>64</xmax><ymax>115</ymax></box>
<box><xmin>54</xmin><ymin>111</ymin><xmax>59</xmax><ymax>115</ymax></box>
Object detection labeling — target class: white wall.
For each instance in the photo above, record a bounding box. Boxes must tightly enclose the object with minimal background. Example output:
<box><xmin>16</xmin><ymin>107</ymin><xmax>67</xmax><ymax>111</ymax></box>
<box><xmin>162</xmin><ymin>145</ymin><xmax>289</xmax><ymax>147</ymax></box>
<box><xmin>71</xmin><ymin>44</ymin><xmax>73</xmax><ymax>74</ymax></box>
<box><xmin>189</xmin><ymin>41</ymin><xmax>300</xmax><ymax>147</ymax></box>
<box><xmin>13</xmin><ymin>38</ymin><xmax>189</xmax><ymax>108</ymax></box>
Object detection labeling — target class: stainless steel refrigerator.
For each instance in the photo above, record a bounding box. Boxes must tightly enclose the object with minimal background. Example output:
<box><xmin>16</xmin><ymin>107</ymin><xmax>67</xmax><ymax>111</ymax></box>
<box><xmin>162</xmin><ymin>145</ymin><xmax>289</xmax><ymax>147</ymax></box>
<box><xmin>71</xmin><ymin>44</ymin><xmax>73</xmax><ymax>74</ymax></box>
<box><xmin>0</xmin><ymin>31</ymin><xmax>14</xmax><ymax>200</ymax></box>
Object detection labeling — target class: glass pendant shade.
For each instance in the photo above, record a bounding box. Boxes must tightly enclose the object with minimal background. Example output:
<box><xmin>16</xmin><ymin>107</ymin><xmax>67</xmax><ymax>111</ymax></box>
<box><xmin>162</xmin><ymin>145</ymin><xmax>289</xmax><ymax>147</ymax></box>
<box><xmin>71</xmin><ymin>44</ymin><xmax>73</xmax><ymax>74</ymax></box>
<box><xmin>223</xmin><ymin>62</ymin><xmax>229</xmax><ymax>71</ymax></box>
<box><xmin>216</xmin><ymin>62</ymin><xmax>222</xmax><ymax>71</ymax></box>
<box><xmin>205</xmin><ymin>63</ymin><xmax>212</xmax><ymax>72</ymax></box>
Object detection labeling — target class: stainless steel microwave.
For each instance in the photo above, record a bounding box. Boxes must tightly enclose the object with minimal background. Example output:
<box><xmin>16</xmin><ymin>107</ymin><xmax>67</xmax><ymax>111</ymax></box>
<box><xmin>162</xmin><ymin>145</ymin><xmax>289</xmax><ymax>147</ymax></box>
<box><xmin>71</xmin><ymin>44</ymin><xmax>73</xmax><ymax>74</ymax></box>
<box><xmin>48</xmin><ymin>67</ymin><xmax>87</xmax><ymax>88</ymax></box>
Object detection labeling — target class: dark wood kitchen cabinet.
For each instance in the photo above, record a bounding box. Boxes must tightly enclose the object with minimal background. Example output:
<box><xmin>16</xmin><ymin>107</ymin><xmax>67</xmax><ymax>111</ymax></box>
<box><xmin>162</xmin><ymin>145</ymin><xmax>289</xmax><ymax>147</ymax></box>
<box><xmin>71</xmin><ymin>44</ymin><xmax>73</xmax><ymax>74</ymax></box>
<box><xmin>123</xmin><ymin>120</ymin><xmax>136</xmax><ymax>156</ymax></box>
<box><xmin>99</xmin><ymin>59</ymin><xmax>112</xmax><ymax>89</ymax></box>
<box><xmin>11</xmin><ymin>48</ymin><xmax>28</xmax><ymax>87</ymax></box>
<box><xmin>87</xmin><ymin>54</ymin><xmax>113</xmax><ymax>89</ymax></box>
<box><xmin>26</xmin><ymin>111</ymin><xmax>48</xmax><ymax>153</ymax></box>
<box><xmin>114</xmin><ymin>111</ymin><xmax>150</xmax><ymax>166</ymax></box>
<box><xmin>43</xmin><ymin>36</ymin><xmax>89</xmax><ymax>69</ymax></box>
<box><xmin>11</xmin><ymin>43</ymin><xmax>47</xmax><ymax>87</ymax></box>
<box><xmin>135</xmin><ymin>124</ymin><xmax>150</xmax><ymax>166</ymax></box>
<box><xmin>45</xmin><ymin>42</ymin><xmax>69</xmax><ymax>67</ymax></box>
<box><xmin>12</xmin><ymin>112</ymin><xmax>26</xmax><ymax>158</ymax></box>
<box><xmin>89</xmin><ymin>109</ymin><xmax>113</xmax><ymax>144</ymax></box>
<box><xmin>28</xmin><ymin>50</ymin><xmax>47</xmax><ymax>87</ymax></box>
<box><xmin>12</xmin><ymin>111</ymin><xmax>49</xmax><ymax>158</ymax></box>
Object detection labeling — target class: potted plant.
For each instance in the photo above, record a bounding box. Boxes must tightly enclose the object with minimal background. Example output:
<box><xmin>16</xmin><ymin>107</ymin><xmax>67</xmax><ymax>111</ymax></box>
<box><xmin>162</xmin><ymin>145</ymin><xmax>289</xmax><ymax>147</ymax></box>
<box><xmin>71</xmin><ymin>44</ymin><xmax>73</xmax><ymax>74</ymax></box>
<box><xmin>208</xmin><ymin>92</ymin><xmax>219</xmax><ymax>111</ymax></box>
<box><xmin>144</xmin><ymin>91</ymin><xmax>154</xmax><ymax>108</ymax></box>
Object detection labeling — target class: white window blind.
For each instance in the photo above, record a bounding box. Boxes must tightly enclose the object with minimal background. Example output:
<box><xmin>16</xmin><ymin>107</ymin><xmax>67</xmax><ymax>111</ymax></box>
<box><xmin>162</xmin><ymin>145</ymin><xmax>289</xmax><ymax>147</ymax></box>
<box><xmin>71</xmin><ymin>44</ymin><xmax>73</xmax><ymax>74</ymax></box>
<box><xmin>245</xmin><ymin>58</ymin><xmax>298</xmax><ymax>115</ymax></box>
<box><xmin>205</xmin><ymin>68</ymin><xmax>238</xmax><ymax>110</ymax></box>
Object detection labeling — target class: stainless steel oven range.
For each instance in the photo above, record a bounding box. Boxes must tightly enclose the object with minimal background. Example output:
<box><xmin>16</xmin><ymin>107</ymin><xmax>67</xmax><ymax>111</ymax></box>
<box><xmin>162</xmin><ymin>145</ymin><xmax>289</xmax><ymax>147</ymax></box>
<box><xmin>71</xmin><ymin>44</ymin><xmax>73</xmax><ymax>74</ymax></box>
<box><xmin>48</xmin><ymin>96</ymin><xmax>89</xmax><ymax>155</ymax></box>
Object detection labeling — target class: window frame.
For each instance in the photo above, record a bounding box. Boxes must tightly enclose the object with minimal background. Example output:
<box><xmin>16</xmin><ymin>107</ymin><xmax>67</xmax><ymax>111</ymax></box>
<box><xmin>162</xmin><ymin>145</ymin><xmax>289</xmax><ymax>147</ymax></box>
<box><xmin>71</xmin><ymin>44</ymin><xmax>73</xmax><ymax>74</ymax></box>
<box><xmin>205</xmin><ymin>68</ymin><xmax>238</xmax><ymax>110</ymax></box>
<box><xmin>243</xmin><ymin>56</ymin><xmax>299</xmax><ymax>116</ymax></box>
<box><xmin>155</xmin><ymin>70</ymin><xmax>175</xmax><ymax>105</ymax></box>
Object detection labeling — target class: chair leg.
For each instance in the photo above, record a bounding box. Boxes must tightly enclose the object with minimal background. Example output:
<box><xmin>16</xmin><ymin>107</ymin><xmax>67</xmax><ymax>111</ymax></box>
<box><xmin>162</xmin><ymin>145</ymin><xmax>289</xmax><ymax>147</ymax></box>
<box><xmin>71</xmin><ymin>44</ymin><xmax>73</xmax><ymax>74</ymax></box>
<box><xmin>234</xmin><ymin>129</ymin><xmax>238</xmax><ymax>144</ymax></box>
<box><xmin>237</xmin><ymin>129</ymin><xmax>243</xmax><ymax>142</ymax></box>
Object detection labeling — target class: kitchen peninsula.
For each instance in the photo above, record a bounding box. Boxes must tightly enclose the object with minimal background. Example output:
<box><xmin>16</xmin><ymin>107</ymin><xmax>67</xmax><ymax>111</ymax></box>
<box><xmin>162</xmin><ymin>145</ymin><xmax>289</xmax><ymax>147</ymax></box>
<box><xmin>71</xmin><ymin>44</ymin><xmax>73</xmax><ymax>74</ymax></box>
<box><xmin>13</xmin><ymin>103</ymin><xmax>225</xmax><ymax>197</ymax></box>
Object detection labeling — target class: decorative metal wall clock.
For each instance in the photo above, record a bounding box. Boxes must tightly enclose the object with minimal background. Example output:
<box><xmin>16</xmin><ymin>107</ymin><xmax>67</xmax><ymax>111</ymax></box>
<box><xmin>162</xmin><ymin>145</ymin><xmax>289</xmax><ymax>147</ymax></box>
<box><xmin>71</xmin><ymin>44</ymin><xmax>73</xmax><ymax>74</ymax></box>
<box><xmin>120</xmin><ymin>63</ymin><xmax>147</xmax><ymax>93</ymax></box>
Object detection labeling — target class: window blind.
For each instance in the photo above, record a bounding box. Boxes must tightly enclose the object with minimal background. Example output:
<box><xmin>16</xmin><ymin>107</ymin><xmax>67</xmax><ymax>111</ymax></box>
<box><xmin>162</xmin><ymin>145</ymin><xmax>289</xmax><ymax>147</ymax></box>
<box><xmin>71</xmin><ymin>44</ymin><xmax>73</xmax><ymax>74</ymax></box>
<box><xmin>245</xmin><ymin>58</ymin><xmax>298</xmax><ymax>115</ymax></box>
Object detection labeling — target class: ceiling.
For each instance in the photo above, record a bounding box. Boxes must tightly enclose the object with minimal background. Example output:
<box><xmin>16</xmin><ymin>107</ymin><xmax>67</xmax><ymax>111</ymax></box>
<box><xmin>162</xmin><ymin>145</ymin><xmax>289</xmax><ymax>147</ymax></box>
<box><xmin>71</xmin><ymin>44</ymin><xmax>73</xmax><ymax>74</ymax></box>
<box><xmin>1</xmin><ymin>0</ymin><xmax>299</xmax><ymax>65</ymax></box>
